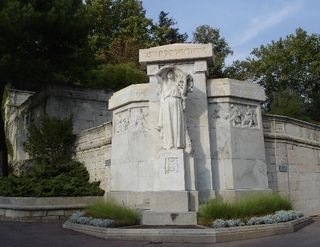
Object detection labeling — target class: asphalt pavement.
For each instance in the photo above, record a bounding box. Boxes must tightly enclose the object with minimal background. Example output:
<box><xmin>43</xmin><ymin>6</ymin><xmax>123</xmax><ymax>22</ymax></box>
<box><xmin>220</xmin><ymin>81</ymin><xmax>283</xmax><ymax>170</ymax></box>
<box><xmin>0</xmin><ymin>217</ymin><xmax>319</xmax><ymax>247</ymax></box>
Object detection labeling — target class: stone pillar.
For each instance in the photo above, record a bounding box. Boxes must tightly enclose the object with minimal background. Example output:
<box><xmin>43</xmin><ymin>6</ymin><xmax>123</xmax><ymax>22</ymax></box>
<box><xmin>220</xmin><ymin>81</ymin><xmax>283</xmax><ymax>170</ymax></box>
<box><xmin>139</xmin><ymin>44</ymin><xmax>215</xmax><ymax>202</ymax></box>
<box><xmin>207</xmin><ymin>78</ymin><xmax>271</xmax><ymax>200</ymax></box>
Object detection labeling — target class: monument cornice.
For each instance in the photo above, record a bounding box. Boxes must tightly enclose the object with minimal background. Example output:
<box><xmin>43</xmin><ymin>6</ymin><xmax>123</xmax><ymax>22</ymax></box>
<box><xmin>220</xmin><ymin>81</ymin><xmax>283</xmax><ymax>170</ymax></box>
<box><xmin>139</xmin><ymin>43</ymin><xmax>214</xmax><ymax>66</ymax></box>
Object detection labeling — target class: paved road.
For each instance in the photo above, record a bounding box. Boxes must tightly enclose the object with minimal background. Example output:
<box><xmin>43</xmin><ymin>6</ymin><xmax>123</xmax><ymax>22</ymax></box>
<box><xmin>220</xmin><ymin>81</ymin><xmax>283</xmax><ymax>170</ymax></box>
<box><xmin>0</xmin><ymin>218</ymin><xmax>319</xmax><ymax>247</ymax></box>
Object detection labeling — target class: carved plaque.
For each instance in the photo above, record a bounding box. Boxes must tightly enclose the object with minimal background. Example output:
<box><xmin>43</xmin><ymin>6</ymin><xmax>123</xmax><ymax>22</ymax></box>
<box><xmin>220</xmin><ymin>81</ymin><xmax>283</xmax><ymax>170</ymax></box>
<box><xmin>165</xmin><ymin>157</ymin><xmax>179</xmax><ymax>174</ymax></box>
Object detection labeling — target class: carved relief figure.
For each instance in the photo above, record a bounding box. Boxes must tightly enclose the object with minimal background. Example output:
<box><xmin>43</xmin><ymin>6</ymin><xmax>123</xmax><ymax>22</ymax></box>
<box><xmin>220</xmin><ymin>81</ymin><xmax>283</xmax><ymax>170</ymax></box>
<box><xmin>156</xmin><ymin>67</ymin><xmax>193</xmax><ymax>149</ymax></box>
<box><xmin>242</xmin><ymin>106</ymin><xmax>258</xmax><ymax>128</ymax></box>
<box><xmin>230</xmin><ymin>104</ymin><xmax>243</xmax><ymax>127</ymax></box>
<box><xmin>229</xmin><ymin>104</ymin><xmax>259</xmax><ymax>129</ymax></box>
<box><xmin>115</xmin><ymin>111</ymin><xmax>129</xmax><ymax>134</ymax></box>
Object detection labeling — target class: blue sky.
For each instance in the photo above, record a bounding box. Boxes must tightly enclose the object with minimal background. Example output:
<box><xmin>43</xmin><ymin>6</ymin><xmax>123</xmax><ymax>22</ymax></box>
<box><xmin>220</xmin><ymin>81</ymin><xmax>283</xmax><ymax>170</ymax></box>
<box><xmin>141</xmin><ymin>0</ymin><xmax>320</xmax><ymax>65</ymax></box>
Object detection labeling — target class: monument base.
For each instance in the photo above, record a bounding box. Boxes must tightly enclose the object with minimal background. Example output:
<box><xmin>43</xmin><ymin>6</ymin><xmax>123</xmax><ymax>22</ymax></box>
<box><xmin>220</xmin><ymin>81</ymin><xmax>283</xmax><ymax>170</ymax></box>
<box><xmin>107</xmin><ymin>190</ymin><xmax>199</xmax><ymax>212</ymax></box>
<box><xmin>142</xmin><ymin>211</ymin><xmax>197</xmax><ymax>225</ymax></box>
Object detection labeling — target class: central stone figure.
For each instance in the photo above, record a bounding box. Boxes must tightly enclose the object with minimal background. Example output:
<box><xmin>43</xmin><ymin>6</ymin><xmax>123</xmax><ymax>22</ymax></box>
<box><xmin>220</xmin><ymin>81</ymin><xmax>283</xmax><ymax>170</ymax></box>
<box><xmin>156</xmin><ymin>66</ymin><xmax>193</xmax><ymax>150</ymax></box>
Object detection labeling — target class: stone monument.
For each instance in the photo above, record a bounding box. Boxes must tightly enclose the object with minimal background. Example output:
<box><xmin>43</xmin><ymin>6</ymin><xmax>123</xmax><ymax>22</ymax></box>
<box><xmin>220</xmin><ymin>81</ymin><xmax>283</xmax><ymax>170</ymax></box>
<box><xmin>108</xmin><ymin>43</ymin><xmax>270</xmax><ymax>225</ymax></box>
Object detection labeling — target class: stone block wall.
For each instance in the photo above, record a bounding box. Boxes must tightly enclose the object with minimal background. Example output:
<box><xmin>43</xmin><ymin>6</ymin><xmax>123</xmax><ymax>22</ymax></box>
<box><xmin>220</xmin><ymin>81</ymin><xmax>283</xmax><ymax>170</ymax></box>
<box><xmin>4</xmin><ymin>86</ymin><xmax>113</xmax><ymax>174</ymax></box>
<box><xmin>263</xmin><ymin>114</ymin><xmax>320</xmax><ymax>215</ymax></box>
<box><xmin>74</xmin><ymin>122</ymin><xmax>112</xmax><ymax>192</ymax></box>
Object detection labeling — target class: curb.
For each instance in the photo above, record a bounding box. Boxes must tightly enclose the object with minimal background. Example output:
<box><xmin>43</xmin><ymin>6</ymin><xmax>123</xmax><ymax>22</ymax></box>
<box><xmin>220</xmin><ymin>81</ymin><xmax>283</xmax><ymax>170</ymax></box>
<box><xmin>63</xmin><ymin>216</ymin><xmax>313</xmax><ymax>244</ymax></box>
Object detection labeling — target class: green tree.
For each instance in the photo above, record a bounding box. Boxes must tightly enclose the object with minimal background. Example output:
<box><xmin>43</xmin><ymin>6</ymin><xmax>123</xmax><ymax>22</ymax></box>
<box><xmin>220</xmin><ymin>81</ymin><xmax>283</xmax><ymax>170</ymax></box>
<box><xmin>87</xmin><ymin>0</ymin><xmax>154</xmax><ymax>64</ymax></box>
<box><xmin>227</xmin><ymin>28</ymin><xmax>320</xmax><ymax>122</ymax></box>
<box><xmin>269</xmin><ymin>89</ymin><xmax>309</xmax><ymax>121</ymax></box>
<box><xmin>0</xmin><ymin>0</ymin><xmax>94</xmax><ymax>175</ymax></box>
<box><xmin>193</xmin><ymin>25</ymin><xmax>233</xmax><ymax>78</ymax></box>
<box><xmin>86</xmin><ymin>63</ymin><xmax>148</xmax><ymax>90</ymax></box>
<box><xmin>153</xmin><ymin>11</ymin><xmax>188</xmax><ymax>45</ymax></box>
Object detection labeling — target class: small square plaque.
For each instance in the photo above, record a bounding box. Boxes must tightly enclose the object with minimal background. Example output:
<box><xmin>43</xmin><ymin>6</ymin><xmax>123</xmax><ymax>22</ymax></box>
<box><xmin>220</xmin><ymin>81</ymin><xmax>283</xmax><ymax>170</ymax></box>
<box><xmin>279</xmin><ymin>164</ymin><xmax>288</xmax><ymax>172</ymax></box>
<box><xmin>165</xmin><ymin>157</ymin><xmax>179</xmax><ymax>174</ymax></box>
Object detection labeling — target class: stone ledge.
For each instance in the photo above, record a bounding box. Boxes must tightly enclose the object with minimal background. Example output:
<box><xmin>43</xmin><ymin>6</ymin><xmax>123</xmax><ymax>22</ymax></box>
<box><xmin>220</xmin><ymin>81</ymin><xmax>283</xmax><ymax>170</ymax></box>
<box><xmin>264</xmin><ymin>133</ymin><xmax>320</xmax><ymax>148</ymax></box>
<box><xmin>0</xmin><ymin>204</ymin><xmax>88</xmax><ymax>210</ymax></box>
<box><xmin>0</xmin><ymin>196</ymin><xmax>103</xmax><ymax>206</ymax></box>
<box><xmin>63</xmin><ymin>216</ymin><xmax>313</xmax><ymax>244</ymax></box>
<box><xmin>108</xmin><ymin>84</ymin><xmax>149</xmax><ymax>110</ymax></box>
<box><xmin>0</xmin><ymin>196</ymin><xmax>103</xmax><ymax>221</ymax></box>
<box><xmin>207</xmin><ymin>78</ymin><xmax>265</xmax><ymax>101</ymax></box>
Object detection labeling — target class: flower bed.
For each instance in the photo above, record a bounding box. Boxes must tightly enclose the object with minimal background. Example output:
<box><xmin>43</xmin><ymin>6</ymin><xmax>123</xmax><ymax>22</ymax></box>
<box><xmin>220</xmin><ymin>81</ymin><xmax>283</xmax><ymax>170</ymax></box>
<box><xmin>212</xmin><ymin>210</ymin><xmax>303</xmax><ymax>228</ymax></box>
<box><xmin>67</xmin><ymin>200</ymin><xmax>141</xmax><ymax>228</ymax></box>
<box><xmin>68</xmin><ymin>211</ymin><xmax>114</xmax><ymax>228</ymax></box>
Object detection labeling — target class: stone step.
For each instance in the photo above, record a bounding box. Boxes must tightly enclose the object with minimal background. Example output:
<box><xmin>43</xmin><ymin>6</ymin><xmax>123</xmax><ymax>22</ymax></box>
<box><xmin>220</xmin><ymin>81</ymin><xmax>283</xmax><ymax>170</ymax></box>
<box><xmin>142</xmin><ymin>211</ymin><xmax>197</xmax><ymax>225</ymax></box>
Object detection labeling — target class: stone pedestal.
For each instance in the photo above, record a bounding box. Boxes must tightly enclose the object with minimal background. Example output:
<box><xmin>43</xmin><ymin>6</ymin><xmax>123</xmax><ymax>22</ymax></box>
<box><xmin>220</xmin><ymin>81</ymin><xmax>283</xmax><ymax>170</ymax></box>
<box><xmin>153</xmin><ymin>149</ymin><xmax>185</xmax><ymax>191</ymax></box>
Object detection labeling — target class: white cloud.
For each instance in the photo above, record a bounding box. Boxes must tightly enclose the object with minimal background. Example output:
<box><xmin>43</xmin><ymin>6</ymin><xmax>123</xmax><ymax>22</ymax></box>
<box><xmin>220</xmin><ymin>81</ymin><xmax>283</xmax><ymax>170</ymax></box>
<box><xmin>235</xmin><ymin>2</ymin><xmax>302</xmax><ymax>46</ymax></box>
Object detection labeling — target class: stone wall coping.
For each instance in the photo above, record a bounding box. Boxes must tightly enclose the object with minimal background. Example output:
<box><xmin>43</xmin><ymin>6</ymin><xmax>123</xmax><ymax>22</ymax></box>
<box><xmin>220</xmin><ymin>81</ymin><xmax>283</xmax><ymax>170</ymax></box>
<box><xmin>77</xmin><ymin>122</ymin><xmax>112</xmax><ymax>136</ymax></box>
<box><xmin>8</xmin><ymin>88</ymin><xmax>36</xmax><ymax>94</ymax></box>
<box><xmin>139</xmin><ymin>43</ymin><xmax>214</xmax><ymax>66</ymax></box>
<box><xmin>263</xmin><ymin>114</ymin><xmax>320</xmax><ymax>130</ymax></box>
<box><xmin>264</xmin><ymin>133</ymin><xmax>320</xmax><ymax>148</ymax></box>
<box><xmin>207</xmin><ymin>78</ymin><xmax>266</xmax><ymax>102</ymax></box>
<box><xmin>108</xmin><ymin>83</ymin><xmax>149</xmax><ymax>110</ymax></box>
<box><xmin>0</xmin><ymin>204</ymin><xmax>88</xmax><ymax>211</ymax></box>
<box><xmin>63</xmin><ymin>216</ymin><xmax>313</xmax><ymax>244</ymax></box>
<box><xmin>0</xmin><ymin>196</ymin><xmax>103</xmax><ymax>206</ymax></box>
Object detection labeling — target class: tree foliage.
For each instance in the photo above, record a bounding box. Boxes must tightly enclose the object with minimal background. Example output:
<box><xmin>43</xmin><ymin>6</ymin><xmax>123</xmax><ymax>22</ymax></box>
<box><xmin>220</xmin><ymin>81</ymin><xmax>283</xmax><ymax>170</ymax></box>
<box><xmin>0</xmin><ymin>0</ymin><xmax>94</xmax><ymax>89</ymax></box>
<box><xmin>87</xmin><ymin>0</ymin><xmax>154</xmax><ymax>64</ymax></box>
<box><xmin>24</xmin><ymin>116</ymin><xmax>74</xmax><ymax>166</ymax></box>
<box><xmin>153</xmin><ymin>11</ymin><xmax>188</xmax><ymax>46</ymax></box>
<box><xmin>227</xmin><ymin>28</ymin><xmax>320</xmax><ymax>122</ymax></box>
<box><xmin>86</xmin><ymin>62</ymin><xmax>148</xmax><ymax>90</ymax></box>
<box><xmin>193</xmin><ymin>25</ymin><xmax>233</xmax><ymax>78</ymax></box>
<box><xmin>269</xmin><ymin>89</ymin><xmax>309</xmax><ymax>121</ymax></box>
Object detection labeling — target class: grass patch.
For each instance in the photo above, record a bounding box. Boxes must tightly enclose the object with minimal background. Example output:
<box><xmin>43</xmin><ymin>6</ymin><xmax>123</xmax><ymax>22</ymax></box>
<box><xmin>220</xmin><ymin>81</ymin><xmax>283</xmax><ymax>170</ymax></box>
<box><xmin>198</xmin><ymin>193</ymin><xmax>293</xmax><ymax>226</ymax></box>
<box><xmin>85</xmin><ymin>200</ymin><xmax>141</xmax><ymax>227</ymax></box>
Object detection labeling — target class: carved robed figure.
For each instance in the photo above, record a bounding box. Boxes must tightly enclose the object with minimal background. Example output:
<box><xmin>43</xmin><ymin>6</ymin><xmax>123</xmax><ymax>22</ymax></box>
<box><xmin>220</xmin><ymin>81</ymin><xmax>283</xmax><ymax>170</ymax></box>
<box><xmin>156</xmin><ymin>67</ymin><xmax>193</xmax><ymax>150</ymax></box>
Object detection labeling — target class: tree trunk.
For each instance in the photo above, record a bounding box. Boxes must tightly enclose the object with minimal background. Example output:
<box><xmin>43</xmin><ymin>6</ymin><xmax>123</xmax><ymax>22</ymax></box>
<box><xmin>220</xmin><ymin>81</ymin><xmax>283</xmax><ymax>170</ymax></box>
<box><xmin>0</xmin><ymin>83</ymin><xmax>8</xmax><ymax>177</ymax></box>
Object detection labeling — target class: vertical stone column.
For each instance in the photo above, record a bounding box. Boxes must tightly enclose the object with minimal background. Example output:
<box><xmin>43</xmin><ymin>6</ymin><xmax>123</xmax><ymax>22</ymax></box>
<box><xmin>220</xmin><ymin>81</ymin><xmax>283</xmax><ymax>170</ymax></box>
<box><xmin>207</xmin><ymin>78</ymin><xmax>271</xmax><ymax>200</ymax></box>
<box><xmin>140</xmin><ymin>44</ymin><xmax>216</xmax><ymax>202</ymax></box>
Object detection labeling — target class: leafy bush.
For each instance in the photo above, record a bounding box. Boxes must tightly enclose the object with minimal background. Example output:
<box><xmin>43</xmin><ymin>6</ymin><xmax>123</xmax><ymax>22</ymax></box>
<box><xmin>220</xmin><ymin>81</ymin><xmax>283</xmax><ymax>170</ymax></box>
<box><xmin>198</xmin><ymin>193</ymin><xmax>293</xmax><ymax>226</ymax></box>
<box><xmin>0</xmin><ymin>116</ymin><xmax>104</xmax><ymax>197</ymax></box>
<box><xmin>85</xmin><ymin>200</ymin><xmax>141</xmax><ymax>227</ymax></box>
<box><xmin>85</xmin><ymin>63</ymin><xmax>148</xmax><ymax>90</ymax></box>
<box><xmin>24</xmin><ymin>115</ymin><xmax>75</xmax><ymax>166</ymax></box>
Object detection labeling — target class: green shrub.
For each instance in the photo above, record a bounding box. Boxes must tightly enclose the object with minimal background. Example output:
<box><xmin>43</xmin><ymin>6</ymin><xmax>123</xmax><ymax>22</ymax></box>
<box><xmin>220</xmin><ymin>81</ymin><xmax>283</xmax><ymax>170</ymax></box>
<box><xmin>0</xmin><ymin>115</ymin><xmax>104</xmax><ymax>197</ymax></box>
<box><xmin>24</xmin><ymin>115</ymin><xmax>75</xmax><ymax>166</ymax></box>
<box><xmin>85</xmin><ymin>200</ymin><xmax>141</xmax><ymax>227</ymax></box>
<box><xmin>85</xmin><ymin>62</ymin><xmax>148</xmax><ymax>90</ymax></box>
<box><xmin>198</xmin><ymin>193</ymin><xmax>293</xmax><ymax>226</ymax></box>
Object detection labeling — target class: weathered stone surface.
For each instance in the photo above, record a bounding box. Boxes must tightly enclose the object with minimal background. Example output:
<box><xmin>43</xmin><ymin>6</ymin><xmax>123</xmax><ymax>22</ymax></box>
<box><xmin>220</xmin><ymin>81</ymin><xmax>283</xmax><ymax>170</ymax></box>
<box><xmin>207</xmin><ymin>78</ymin><xmax>266</xmax><ymax>101</ymax></box>
<box><xmin>263</xmin><ymin>114</ymin><xmax>320</xmax><ymax>216</ymax></box>
<box><xmin>4</xmin><ymin>86</ymin><xmax>113</xmax><ymax>175</ymax></box>
<box><xmin>142</xmin><ymin>211</ymin><xmax>197</xmax><ymax>225</ymax></box>
<box><xmin>74</xmin><ymin>122</ymin><xmax>112</xmax><ymax>191</ymax></box>
<box><xmin>139</xmin><ymin>43</ymin><xmax>213</xmax><ymax>65</ymax></box>
<box><xmin>208</xmin><ymin>78</ymin><xmax>269</xmax><ymax>200</ymax></box>
<box><xmin>108</xmin><ymin>84</ymin><xmax>149</xmax><ymax>110</ymax></box>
